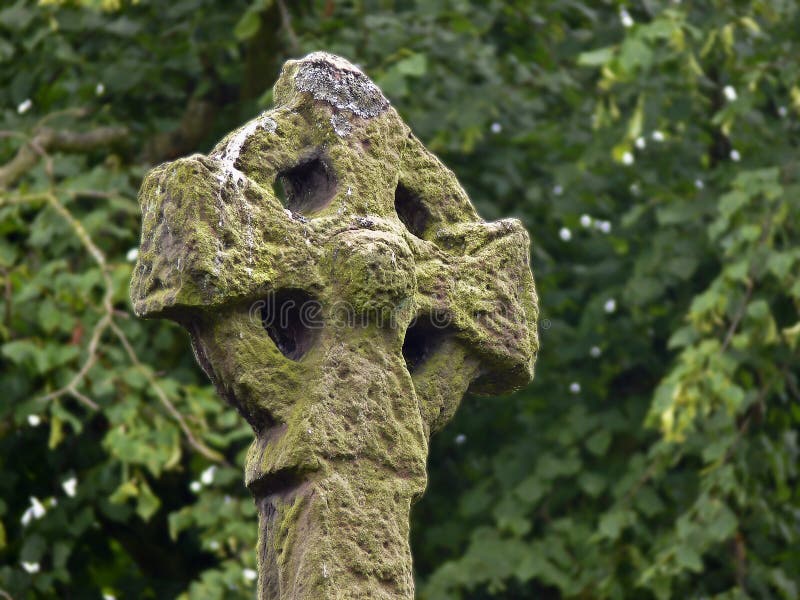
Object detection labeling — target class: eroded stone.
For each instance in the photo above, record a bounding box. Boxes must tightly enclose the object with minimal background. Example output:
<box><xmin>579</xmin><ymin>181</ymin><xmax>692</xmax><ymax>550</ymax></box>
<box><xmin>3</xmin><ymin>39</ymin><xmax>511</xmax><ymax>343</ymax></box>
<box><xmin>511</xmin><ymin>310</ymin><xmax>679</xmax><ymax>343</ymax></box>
<box><xmin>131</xmin><ymin>52</ymin><xmax>539</xmax><ymax>600</ymax></box>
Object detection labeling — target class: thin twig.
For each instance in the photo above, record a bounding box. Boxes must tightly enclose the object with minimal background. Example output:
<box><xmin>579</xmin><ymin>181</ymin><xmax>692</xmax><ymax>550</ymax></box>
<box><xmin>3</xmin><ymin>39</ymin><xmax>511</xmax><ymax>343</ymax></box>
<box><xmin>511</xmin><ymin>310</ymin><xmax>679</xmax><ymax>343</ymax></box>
<box><xmin>0</xmin><ymin>124</ymin><xmax>127</xmax><ymax>189</ymax></box>
<box><xmin>276</xmin><ymin>0</ymin><xmax>300</xmax><ymax>54</ymax></box>
<box><xmin>721</xmin><ymin>279</ymin><xmax>754</xmax><ymax>352</ymax></box>
<box><xmin>109</xmin><ymin>320</ymin><xmax>228</xmax><ymax>465</ymax></box>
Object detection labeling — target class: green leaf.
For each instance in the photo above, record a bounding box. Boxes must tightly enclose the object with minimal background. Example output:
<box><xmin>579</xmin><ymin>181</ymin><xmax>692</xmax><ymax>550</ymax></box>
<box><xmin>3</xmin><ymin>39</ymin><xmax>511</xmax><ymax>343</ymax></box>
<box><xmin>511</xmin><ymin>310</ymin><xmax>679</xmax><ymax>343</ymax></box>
<box><xmin>395</xmin><ymin>53</ymin><xmax>427</xmax><ymax>77</ymax></box>
<box><xmin>675</xmin><ymin>544</ymin><xmax>703</xmax><ymax>572</ymax></box>
<box><xmin>234</xmin><ymin>7</ymin><xmax>263</xmax><ymax>41</ymax></box>
<box><xmin>577</xmin><ymin>46</ymin><xmax>615</xmax><ymax>67</ymax></box>
<box><xmin>136</xmin><ymin>479</ymin><xmax>161</xmax><ymax>522</ymax></box>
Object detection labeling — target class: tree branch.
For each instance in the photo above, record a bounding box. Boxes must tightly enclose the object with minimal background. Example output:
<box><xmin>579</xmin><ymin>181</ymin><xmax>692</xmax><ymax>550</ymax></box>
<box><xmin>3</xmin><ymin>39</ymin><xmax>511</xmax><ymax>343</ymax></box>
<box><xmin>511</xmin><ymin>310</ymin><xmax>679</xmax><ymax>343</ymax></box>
<box><xmin>0</xmin><ymin>125</ymin><xmax>127</xmax><ymax>189</ymax></box>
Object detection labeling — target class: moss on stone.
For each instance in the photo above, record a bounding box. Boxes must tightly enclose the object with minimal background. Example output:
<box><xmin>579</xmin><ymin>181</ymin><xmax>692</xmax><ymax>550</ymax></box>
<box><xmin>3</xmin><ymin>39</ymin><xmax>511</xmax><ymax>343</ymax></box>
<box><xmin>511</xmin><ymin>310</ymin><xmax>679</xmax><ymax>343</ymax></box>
<box><xmin>130</xmin><ymin>51</ymin><xmax>539</xmax><ymax>599</ymax></box>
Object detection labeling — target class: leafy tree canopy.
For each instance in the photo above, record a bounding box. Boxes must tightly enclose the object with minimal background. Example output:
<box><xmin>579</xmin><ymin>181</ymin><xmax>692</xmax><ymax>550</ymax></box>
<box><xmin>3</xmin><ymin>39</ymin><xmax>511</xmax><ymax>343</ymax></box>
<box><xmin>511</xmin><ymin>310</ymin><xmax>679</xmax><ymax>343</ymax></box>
<box><xmin>1</xmin><ymin>1</ymin><xmax>798</xmax><ymax>598</ymax></box>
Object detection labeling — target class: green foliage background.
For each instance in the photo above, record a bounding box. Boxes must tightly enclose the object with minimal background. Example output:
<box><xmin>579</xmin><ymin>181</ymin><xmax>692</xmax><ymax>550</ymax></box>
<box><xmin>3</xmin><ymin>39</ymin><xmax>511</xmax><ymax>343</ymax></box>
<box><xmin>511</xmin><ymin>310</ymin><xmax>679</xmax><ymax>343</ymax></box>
<box><xmin>1</xmin><ymin>0</ymin><xmax>799</xmax><ymax>598</ymax></box>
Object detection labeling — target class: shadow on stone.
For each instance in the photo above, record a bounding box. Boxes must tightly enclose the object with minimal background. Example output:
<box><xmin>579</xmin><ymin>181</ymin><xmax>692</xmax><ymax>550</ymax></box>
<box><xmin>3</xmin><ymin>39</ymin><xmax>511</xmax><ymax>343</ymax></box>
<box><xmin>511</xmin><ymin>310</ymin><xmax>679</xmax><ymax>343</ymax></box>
<box><xmin>394</xmin><ymin>182</ymin><xmax>430</xmax><ymax>239</ymax></box>
<box><xmin>260</xmin><ymin>289</ymin><xmax>318</xmax><ymax>360</ymax></box>
<box><xmin>276</xmin><ymin>156</ymin><xmax>337</xmax><ymax>215</ymax></box>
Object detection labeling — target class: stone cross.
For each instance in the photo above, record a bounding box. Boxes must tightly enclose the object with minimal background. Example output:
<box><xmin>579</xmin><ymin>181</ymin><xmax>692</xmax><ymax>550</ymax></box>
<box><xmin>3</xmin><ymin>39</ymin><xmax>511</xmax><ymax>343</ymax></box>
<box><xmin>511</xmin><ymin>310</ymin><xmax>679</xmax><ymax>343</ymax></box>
<box><xmin>131</xmin><ymin>52</ymin><xmax>538</xmax><ymax>599</ymax></box>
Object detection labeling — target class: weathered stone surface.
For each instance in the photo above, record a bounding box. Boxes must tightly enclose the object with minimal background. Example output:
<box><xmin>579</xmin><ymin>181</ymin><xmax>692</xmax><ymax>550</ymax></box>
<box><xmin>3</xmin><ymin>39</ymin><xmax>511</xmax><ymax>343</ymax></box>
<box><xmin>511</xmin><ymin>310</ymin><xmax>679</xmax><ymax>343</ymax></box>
<box><xmin>131</xmin><ymin>51</ymin><xmax>539</xmax><ymax>599</ymax></box>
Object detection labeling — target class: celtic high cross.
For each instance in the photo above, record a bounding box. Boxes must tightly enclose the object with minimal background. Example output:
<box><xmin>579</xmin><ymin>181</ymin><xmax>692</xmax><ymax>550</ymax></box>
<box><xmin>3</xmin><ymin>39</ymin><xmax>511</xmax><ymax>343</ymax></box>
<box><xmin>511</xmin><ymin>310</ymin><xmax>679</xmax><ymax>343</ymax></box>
<box><xmin>131</xmin><ymin>52</ymin><xmax>538</xmax><ymax>599</ymax></box>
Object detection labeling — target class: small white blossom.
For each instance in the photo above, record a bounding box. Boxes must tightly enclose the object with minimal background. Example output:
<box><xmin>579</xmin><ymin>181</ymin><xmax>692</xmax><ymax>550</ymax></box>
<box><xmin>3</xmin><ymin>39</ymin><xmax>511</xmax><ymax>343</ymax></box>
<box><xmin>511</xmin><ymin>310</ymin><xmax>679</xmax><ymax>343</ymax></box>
<box><xmin>62</xmin><ymin>477</ymin><xmax>77</xmax><ymax>498</ymax></box>
<box><xmin>243</xmin><ymin>568</ymin><xmax>258</xmax><ymax>583</ymax></box>
<box><xmin>635</xmin><ymin>136</ymin><xmax>646</xmax><ymax>150</ymax></box>
<box><xmin>208</xmin><ymin>540</ymin><xmax>220</xmax><ymax>551</ymax></box>
<box><xmin>189</xmin><ymin>481</ymin><xmax>202</xmax><ymax>493</ymax></box>
<box><xmin>21</xmin><ymin>561</ymin><xmax>40</xmax><ymax>574</ymax></box>
<box><xmin>621</xmin><ymin>151</ymin><xmax>634</xmax><ymax>165</ymax></box>
<box><xmin>96</xmin><ymin>83</ymin><xmax>105</xmax><ymax>96</ymax></box>
<box><xmin>30</xmin><ymin>496</ymin><xmax>46</xmax><ymax>518</ymax></box>
<box><xmin>619</xmin><ymin>7</ymin><xmax>634</xmax><ymax>27</ymax></box>
<box><xmin>651</xmin><ymin>130</ymin><xmax>665</xmax><ymax>142</ymax></box>
<box><xmin>590</xmin><ymin>346</ymin><xmax>602</xmax><ymax>358</ymax></box>
<box><xmin>17</xmin><ymin>99</ymin><xmax>32</xmax><ymax>114</ymax></box>
<box><xmin>723</xmin><ymin>85</ymin><xmax>737</xmax><ymax>102</ymax></box>
<box><xmin>569</xmin><ymin>382</ymin><xmax>581</xmax><ymax>394</ymax></box>
<box><xmin>694</xmin><ymin>179</ymin><xmax>704</xmax><ymax>190</ymax></box>
<box><xmin>20</xmin><ymin>499</ymin><xmax>45</xmax><ymax>526</ymax></box>
<box><xmin>604</xmin><ymin>298</ymin><xmax>617</xmax><ymax>313</ymax></box>
<box><xmin>552</xmin><ymin>184</ymin><xmax>563</xmax><ymax>196</ymax></box>
<box><xmin>559</xmin><ymin>227</ymin><xmax>572</xmax><ymax>241</ymax></box>
<box><xmin>27</xmin><ymin>414</ymin><xmax>41</xmax><ymax>427</ymax></box>
<box><xmin>778</xmin><ymin>106</ymin><xmax>788</xmax><ymax>118</ymax></box>
<box><xmin>200</xmin><ymin>465</ymin><xmax>217</xmax><ymax>486</ymax></box>
<box><xmin>580</xmin><ymin>214</ymin><xmax>593</xmax><ymax>228</ymax></box>
<box><xmin>490</xmin><ymin>122</ymin><xmax>502</xmax><ymax>134</ymax></box>
<box><xmin>103</xmin><ymin>595</ymin><xmax>116</xmax><ymax>600</ymax></box>
<box><xmin>629</xmin><ymin>182</ymin><xmax>641</xmax><ymax>196</ymax></box>
<box><xmin>730</xmin><ymin>149</ymin><xmax>741</xmax><ymax>162</ymax></box>
<box><xmin>454</xmin><ymin>433</ymin><xmax>467</xmax><ymax>445</ymax></box>
<box><xmin>596</xmin><ymin>220</ymin><xmax>612</xmax><ymax>234</ymax></box>
<box><xmin>126</xmin><ymin>248</ymin><xmax>138</xmax><ymax>262</ymax></box>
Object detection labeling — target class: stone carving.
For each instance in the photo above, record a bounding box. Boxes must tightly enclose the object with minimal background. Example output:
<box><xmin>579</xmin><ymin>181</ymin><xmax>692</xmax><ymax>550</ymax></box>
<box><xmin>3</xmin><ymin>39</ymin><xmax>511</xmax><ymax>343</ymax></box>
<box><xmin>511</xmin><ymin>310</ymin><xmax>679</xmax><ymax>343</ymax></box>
<box><xmin>130</xmin><ymin>52</ymin><xmax>538</xmax><ymax>599</ymax></box>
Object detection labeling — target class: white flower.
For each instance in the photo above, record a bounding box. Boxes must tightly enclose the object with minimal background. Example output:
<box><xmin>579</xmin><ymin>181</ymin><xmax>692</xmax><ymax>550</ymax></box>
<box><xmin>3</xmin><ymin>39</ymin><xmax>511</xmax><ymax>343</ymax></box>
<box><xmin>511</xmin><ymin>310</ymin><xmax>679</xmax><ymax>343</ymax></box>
<box><xmin>27</xmin><ymin>414</ymin><xmax>41</xmax><ymax>427</ymax></box>
<box><xmin>62</xmin><ymin>477</ymin><xmax>78</xmax><ymax>498</ymax></box>
<box><xmin>20</xmin><ymin>496</ymin><xmax>46</xmax><ymax>526</ymax></box>
<box><xmin>619</xmin><ymin>7</ymin><xmax>634</xmax><ymax>27</ymax></box>
<box><xmin>200</xmin><ymin>465</ymin><xmax>217</xmax><ymax>486</ymax></box>
<box><xmin>559</xmin><ymin>227</ymin><xmax>572</xmax><ymax>241</ymax></box>
<box><xmin>604</xmin><ymin>298</ymin><xmax>617</xmax><ymax>313</ymax></box>
<box><xmin>694</xmin><ymin>179</ymin><xmax>704</xmax><ymax>189</ymax></box>
<box><xmin>621</xmin><ymin>151</ymin><xmax>634</xmax><ymax>165</ymax></box>
<box><xmin>651</xmin><ymin>130</ymin><xmax>665</xmax><ymax>142</ymax></box>
<box><xmin>635</xmin><ymin>136</ymin><xmax>646</xmax><ymax>150</ymax></box>
<box><xmin>189</xmin><ymin>481</ymin><xmax>202</xmax><ymax>493</ymax></box>
<box><xmin>243</xmin><ymin>568</ymin><xmax>258</xmax><ymax>582</ymax></box>
<box><xmin>126</xmin><ymin>248</ymin><xmax>139</xmax><ymax>262</ymax></box>
<box><xmin>96</xmin><ymin>83</ymin><xmax>105</xmax><ymax>96</ymax></box>
<box><xmin>208</xmin><ymin>540</ymin><xmax>220</xmax><ymax>550</ymax></box>
<box><xmin>569</xmin><ymin>382</ymin><xmax>581</xmax><ymax>394</ymax></box>
<box><xmin>30</xmin><ymin>496</ymin><xmax>46</xmax><ymax>518</ymax></box>
<box><xmin>596</xmin><ymin>220</ymin><xmax>612</xmax><ymax>234</ymax></box>
<box><xmin>552</xmin><ymin>184</ymin><xmax>563</xmax><ymax>196</ymax></box>
<box><xmin>629</xmin><ymin>182</ymin><xmax>640</xmax><ymax>196</ymax></box>
<box><xmin>730</xmin><ymin>149</ymin><xmax>741</xmax><ymax>162</ymax></box>
<box><xmin>17</xmin><ymin>99</ymin><xmax>32</xmax><ymax>114</ymax></box>
<box><xmin>454</xmin><ymin>433</ymin><xmax>467</xmax><ymax>445</ymax></box>
<box><xmin>103</xmin><ymin>595</ymin><xmax>116</xmax><ymax>600</ymax></box>
<box><xmin>490</xmin><ymin>122</ymin><xmax>502</xmax><ymax>134</ymax></box>
<box><xmin>778</xmin><ymin>106</ymin><xmax>788</xmax><ymax>118</ymax></box>
<box><xmin>21</xmin><ymin>561</ymin><xmax>40</xmax><ymax>574</ymax></box>
<box><xmin>723</xmin><ymin>85</ymin><xmax>737</xmax><ymax>102</ymax></box>
<box><xmin>580</xmin><ymin>214</ymin><xmax>592</xmax><ymax>228</ymax></box>
<box><xmin>590</xmin><ymin>346</ymin><xmax>602</xmax><ymax>358</ymax></box>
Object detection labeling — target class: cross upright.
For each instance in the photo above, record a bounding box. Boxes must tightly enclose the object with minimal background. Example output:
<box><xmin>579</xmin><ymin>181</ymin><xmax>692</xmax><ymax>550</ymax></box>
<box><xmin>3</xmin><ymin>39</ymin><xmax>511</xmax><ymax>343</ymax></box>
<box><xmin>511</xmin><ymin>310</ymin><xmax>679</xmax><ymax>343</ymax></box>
<box><xmin>131</xmin><ymin>52</ymin><xmax>538</xmax><ymax>600</ymax></box>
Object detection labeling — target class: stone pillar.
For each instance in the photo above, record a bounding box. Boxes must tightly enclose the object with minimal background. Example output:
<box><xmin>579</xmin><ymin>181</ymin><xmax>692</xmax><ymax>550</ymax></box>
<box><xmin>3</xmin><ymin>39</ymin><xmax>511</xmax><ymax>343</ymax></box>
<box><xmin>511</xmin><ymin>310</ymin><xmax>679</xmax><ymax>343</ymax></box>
<box><xmin>131</xmin><ymin>52</ymin><xmax>538</xmax><ymax>599</ymax></box>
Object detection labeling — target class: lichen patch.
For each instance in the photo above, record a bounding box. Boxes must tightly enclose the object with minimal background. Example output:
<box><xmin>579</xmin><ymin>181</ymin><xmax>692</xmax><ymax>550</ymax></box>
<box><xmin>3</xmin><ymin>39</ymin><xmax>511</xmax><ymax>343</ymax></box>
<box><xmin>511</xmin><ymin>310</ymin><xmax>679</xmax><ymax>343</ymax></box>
<box><xmin>294</xmin><ymin>53</ymin><xmax>389</xmax><ymax>119</ymax></box>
